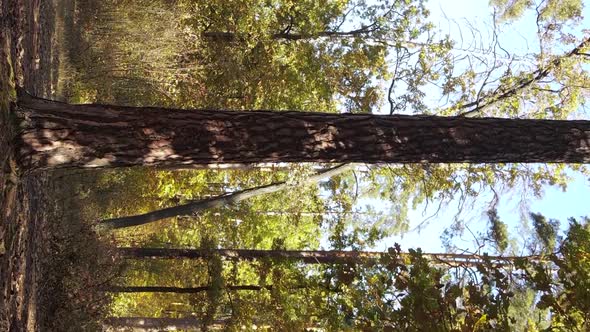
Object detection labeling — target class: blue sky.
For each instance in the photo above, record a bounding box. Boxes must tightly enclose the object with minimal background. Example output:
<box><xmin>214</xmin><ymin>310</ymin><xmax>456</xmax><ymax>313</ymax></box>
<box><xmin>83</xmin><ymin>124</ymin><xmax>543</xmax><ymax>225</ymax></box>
<box><xmin>375</xmin><ymin>0</ymin><xmax>590</xmax><ymax>253</ymax></box>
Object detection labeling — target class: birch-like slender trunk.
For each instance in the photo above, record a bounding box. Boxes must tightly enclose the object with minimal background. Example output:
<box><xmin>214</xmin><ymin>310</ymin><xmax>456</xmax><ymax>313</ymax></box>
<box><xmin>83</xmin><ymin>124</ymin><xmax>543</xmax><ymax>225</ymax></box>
<box><xmin>96</xmin><ymin>163</ymin><xmax>353</xmax><ymax>230</ymax></box>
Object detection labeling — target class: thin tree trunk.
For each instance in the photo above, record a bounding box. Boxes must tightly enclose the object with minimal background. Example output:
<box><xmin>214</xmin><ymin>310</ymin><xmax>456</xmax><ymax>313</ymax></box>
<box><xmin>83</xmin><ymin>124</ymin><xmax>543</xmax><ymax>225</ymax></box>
<box><xmin>15</xmin><ymin>89</ymin><xmax>590</xmax><ymax>172</ymax></box>
<box><xmin>219</xmin><ymin>210</ymin><xmax>380</xmax><ymax>217</ymax></box>
<box><xmin>202</xmin><ymin>29</ymin><xmax>374</xmax><ymax>42</ymax></box>
<box><xmin>102</xmin><ymin>284</ymin><xmax>335</xmax><ymax>294</ymax></box>
<box><xmin>117</xmin><ymin>247</ymin><xmax>543</xmax><ymax>267</ymax></box>
<box><xmin>103</xmin><ymin>285</ymin><xmax>269</xmax><ymax>293</ymax></box>
<box><xmin>96</xmin><ymin>163</ymin><xmax>353</xmax><ymax>230</ymax></box>
<box><xmin>104</xmin><ymin>317</ymin><xmax>227</xmax><ymax>331</ymax></box>
<box><xmin>119</xmin><ymin>247</ymin><xmax>382</xmax><ymax>264</ymax></box>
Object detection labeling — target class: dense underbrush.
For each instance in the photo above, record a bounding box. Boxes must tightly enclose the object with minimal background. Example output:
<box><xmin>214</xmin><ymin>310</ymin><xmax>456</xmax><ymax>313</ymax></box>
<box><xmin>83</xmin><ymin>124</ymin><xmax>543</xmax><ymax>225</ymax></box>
<box><xmin>40</xmin><ymin>171</ymin><xmax>121</xmax><ymax>331</ymax></box>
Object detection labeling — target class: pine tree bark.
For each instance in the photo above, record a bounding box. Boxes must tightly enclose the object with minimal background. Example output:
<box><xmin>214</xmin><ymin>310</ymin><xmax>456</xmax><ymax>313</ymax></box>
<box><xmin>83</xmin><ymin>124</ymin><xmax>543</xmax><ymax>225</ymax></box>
<box><xmin>14</xmin><ymin>90</ymin><xmax>590</xmax><ymax>172</ymax></box>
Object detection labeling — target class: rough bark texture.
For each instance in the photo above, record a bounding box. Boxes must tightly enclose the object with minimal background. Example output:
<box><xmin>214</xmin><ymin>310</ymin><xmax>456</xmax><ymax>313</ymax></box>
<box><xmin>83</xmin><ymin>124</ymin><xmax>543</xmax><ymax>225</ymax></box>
<box><xmin>96</xmin><ymin>163</ymin><xmax>352</xmax><ymax>230</ymax></box>
<box><xmin>15</xmin><ymin>91</ymin><xmax>590</xmax><ymax>171</ymax></box>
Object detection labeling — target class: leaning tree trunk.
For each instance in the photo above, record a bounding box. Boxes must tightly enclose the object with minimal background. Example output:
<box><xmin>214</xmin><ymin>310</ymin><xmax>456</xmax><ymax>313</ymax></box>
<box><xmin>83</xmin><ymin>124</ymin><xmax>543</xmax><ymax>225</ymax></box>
<box><xmin>14</xmin><ymin>89</ymin><xmax>590</xmax><ymax>172</ymax></box>
<box><xmin>96</xmin><ymin>163</ymin><xmax>353</xmax><ymax>230</ymax></box>
<box><xmin>118</xmin><ymin>247</ymin><xmax>543</xmax><ymax>267</ymax></box>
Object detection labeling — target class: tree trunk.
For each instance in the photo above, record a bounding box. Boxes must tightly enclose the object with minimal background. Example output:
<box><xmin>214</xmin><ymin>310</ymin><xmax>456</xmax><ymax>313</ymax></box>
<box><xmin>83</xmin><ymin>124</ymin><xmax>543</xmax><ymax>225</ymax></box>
<box><xmin>15</xmin><ymin>90</ymin><xmax>590</xmax><ymax>172</ymax></box>
<box><xmin>104</xmin><ymin>317</ymin><xmax>227</xmax><ymax>331</ymax></box>
<box><xmin>202</xmin><ymin>29</ymin><xmax>374</xmax><ymax>42</ymax></box>
<box><xmin>96</xmin><ymin>163</ymin><xmax>352</xmax><ymax>230</ymax></box>
<box><xmin>117</xmin><ymin>247</ymin><xmax>544</xmax><ymax>267</ymax></box>
<box><xmin>103</xmin><ymin>285</ymin><xmax>269</xmax><ymax>293</ymax></box>
<box><xmin>103</xmin><ymin>284</ymin><xmax>334</xmax><ymax>294</ymax></box>
<box><xmin>118</xmin><ymin>247</ymin><xmax>382</xmax><ymax>264</ymax></box>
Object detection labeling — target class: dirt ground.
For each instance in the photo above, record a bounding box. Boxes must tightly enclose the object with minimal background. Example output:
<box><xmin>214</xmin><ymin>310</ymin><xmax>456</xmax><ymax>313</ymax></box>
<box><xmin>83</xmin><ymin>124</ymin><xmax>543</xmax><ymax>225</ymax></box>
<box><xmin>1</xmin><ymin>0</ymin><xmax>61</xmax><ymax>330</ymax></box>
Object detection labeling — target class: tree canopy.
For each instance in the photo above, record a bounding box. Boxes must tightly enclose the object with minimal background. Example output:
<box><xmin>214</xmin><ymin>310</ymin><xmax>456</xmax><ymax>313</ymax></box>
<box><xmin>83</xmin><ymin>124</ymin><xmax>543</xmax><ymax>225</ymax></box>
<box><xmin>15</xmin><ymin>0</ymin><xmax>590</xmax><ymax>330</ymax></box>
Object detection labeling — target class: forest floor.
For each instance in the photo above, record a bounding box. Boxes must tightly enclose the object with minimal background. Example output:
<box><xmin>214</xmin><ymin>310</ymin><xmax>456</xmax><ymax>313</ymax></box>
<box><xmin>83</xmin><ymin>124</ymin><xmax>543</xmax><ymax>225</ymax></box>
<box><xmin>0</xmin><ymin>0</ymin><xmax>64</xmax><ymax>330</ymax></box>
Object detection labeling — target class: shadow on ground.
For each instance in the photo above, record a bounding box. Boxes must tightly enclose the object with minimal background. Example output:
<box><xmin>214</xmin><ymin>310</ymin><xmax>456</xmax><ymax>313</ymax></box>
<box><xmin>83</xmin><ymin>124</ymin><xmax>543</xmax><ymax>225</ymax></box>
<box><xmin>0</xmin><ymin>0</ymin><xmax>65</xmax><ymax>330</ymax></box>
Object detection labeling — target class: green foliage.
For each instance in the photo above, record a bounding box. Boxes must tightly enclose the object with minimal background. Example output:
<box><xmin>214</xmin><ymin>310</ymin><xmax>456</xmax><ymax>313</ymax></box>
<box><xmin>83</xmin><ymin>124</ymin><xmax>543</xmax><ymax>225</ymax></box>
<box><xmin>61</xmin><ymin>0</ymin><xmax>590</xmax><ymax>242</ymax></box>
<box><xmin>507</xmin><ymin>287</ymin><xmax>550</xmax><ymax>331</ymax></box>
<box><xmin>488</xmin><ymin>209</ymin><xmax>510</xmax><ymax>253</ymax></box>
<box><xmin>518</xmin><ymin>217</ymin><xmax>590</xmax><ymax>331</ymax></box>
<box><xmin>62</xmin><ymin>0</ymin><xmax>439</xmax><ymax>113</ymax></box>
<box><xmin>316</xmin><ymin>214</ymin><xmax>590</xmax><ymax>330</ymax></box>
<box><xmin>491</xmin><ymin>0</ymin><xmax>583</xmax><ymax>22</ymax></box>
<box><xmin>201</xmin><ymin>236</ymin><xmax>225</xmax><ymax>328</ymax></box>
<box><xmin>53</xmin><ymin>0</ymin><xmax>590</xmax><ymax>329</ymax></box>
<box><xmin>316</xmin><ymin>244</ymin><xmax>522</xmax><ymax>331</ymax></box>
<box><xmin>97</xmin><ymin>167</ymin><xmax>330</xmax><ymax>326</ymax></box>
<box><xmin>530</xmin><ymin>213</ymin><xmax>560</xmax><ymax>254</ymax></box>
<box><xmin>177</xmin><ymin>0</ymin><xmax>435</xmax><ymax>112</ymax></box>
